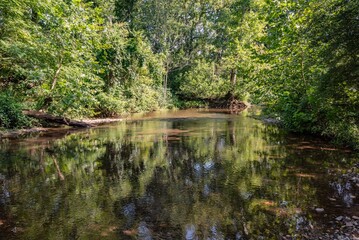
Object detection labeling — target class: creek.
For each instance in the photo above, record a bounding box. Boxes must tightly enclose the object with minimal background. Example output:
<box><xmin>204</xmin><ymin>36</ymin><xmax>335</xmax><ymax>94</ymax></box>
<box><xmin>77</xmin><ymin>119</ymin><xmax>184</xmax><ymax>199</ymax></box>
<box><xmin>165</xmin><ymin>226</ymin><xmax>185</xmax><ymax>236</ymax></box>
<box><xmin>0</xmin><ymin>109</ymin><xmax>357</xmax><ymax>239</ymax></box>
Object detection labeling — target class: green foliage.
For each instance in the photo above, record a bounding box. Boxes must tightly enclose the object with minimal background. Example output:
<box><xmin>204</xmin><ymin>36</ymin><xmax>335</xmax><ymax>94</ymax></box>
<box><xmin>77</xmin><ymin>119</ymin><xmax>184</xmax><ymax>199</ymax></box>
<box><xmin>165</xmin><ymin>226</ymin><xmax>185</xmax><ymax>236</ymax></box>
<box><xmin>97</xmin><ymin>27</ymin><xmax>166</xmax><ymax>114</ymax></box>
<box><xmin>0</xmin><ymin>0</ymin><xmax>357</xmax><ymax>148</ymax></box>
<box><xmin>95</xmin><ymin>91</ymin><xmax>125</xmax><ymax>117</ymax></box>
<box><xmin>260</xmin><ymin>0</ymin><xmax>359</xmax><ymax>149</ymax></box>
<box><xmin>178</xmin><ymin>61</ymin><xmax>229</xmax><ymax>99</ymax></box>
<box><xmin>0</xmin><ymin>92</ymin><xmax>30</xmax><ymax>129</ymax></box>
<box><xmin>0</xmin><ymin>0</ymin><xmax>168</xmax><ymax>119</ymax></box>
<box><xmin>124</xmin><ymin>82</ymin><xmax>166</xmax><ymax>112</ymax></box>
<box><xmin>175</xmin><ymin>100</ymin><xmax>208</xmax><ymax>109</ymax></box>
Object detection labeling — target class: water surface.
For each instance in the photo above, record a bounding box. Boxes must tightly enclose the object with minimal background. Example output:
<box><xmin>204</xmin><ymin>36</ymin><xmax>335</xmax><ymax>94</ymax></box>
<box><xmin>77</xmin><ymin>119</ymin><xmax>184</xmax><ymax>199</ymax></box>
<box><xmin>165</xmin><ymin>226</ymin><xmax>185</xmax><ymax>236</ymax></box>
<box><xmin>0</xmin><ymin>109</ymin><xmax>357</xmax><ymax>239</ymax></box>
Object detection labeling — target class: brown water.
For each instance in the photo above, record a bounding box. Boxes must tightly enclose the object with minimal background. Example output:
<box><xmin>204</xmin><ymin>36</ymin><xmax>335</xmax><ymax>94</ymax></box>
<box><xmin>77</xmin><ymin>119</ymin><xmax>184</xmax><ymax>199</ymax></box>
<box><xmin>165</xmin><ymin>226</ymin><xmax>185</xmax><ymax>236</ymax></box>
<box><xmin>0</xmin><ymin>109</ymin><xmax>357</xmax><ymax>239</ymax></box>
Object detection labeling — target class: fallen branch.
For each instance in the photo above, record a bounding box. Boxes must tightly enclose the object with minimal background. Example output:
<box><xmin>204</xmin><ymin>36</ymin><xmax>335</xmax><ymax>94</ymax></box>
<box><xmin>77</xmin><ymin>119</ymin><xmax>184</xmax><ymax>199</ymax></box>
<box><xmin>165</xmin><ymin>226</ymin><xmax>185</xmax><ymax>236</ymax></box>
<box><xmin>23</xmin><ymin>111</ymin><xmax>94</xmax><ymax>128</ymax></box>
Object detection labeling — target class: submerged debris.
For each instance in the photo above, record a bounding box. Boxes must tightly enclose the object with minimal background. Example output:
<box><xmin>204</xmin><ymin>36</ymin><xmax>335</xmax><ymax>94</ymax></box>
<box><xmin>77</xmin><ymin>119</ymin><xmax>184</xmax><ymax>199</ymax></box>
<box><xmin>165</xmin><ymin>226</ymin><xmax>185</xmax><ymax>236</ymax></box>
<box><xmin>296</xmin><ymin>164</ymin><xmax>359</xmax><ymax>240</ymax></box>
<box><xmin>330</xmin><ymin>167</ymin><xmax>359</xmax><ymax>207</ymax></box>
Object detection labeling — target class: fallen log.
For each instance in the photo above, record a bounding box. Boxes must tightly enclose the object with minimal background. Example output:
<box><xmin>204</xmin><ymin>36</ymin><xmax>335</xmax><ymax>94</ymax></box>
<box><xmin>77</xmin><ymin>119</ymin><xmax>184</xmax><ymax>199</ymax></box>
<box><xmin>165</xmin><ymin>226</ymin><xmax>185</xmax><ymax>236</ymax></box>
<box><xmin>23</xmin><ymin>111</ymin><xmax>94</xmax><ymax>128</ymax></box>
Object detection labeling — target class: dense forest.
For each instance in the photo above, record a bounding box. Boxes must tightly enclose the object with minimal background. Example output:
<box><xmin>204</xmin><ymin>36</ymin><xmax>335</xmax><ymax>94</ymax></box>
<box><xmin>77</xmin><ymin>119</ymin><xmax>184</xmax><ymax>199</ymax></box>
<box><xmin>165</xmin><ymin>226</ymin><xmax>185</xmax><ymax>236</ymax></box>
<box><xmin>0</xmin><ymin>0</ymin><xmax>358</xmax><ymax>149</ymax></box>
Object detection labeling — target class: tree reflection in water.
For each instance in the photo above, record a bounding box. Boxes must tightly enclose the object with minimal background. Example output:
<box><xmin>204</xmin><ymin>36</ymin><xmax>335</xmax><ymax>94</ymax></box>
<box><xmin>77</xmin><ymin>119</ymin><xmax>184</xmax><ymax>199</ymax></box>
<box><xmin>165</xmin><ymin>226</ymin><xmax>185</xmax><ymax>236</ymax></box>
<box><xmin>0</xmin><ymin>110</ymin><xmax>356</xmax><ymax>239</ymax></box>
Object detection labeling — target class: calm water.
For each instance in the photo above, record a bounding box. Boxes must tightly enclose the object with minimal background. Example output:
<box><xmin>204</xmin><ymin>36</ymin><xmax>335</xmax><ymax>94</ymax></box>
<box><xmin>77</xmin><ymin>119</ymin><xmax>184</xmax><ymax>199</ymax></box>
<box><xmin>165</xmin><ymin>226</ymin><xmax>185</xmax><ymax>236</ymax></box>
<box><xmin>0</xmin><ymin>109</ymin><xmax>357</xmax><ymax>239</ymax></box>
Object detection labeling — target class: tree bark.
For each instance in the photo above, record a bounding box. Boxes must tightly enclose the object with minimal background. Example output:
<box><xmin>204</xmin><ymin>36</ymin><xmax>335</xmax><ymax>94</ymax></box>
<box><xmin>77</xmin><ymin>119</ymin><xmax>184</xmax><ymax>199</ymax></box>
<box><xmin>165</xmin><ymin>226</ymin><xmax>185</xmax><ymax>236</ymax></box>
<box><xmin>23</xmin><ymin>111</ymin><xmax>94</xmax><ymax>128</ymax></box>
<box><xmin>52</xmin><ymin>157</ymin><xmax>65</xmax><ymax>181</ymax></box>
<box><xmin>51</xmin><ymin>59</ymin><xmax>63</xmax><ymax>91</ymax></box>
<box><xmin>229</xmin><ymin>68</ymin><xmax>237</xmax><ymax>97</ymax></box>
<box><xmin>163</xmin><ymin>61</ymin><xmax>169</xmax><ymax>100</ymax></box>
<box><xmin>230</xmin><ymin>68</ymin><xmax>237</xmax><ymax>85</ymax></box>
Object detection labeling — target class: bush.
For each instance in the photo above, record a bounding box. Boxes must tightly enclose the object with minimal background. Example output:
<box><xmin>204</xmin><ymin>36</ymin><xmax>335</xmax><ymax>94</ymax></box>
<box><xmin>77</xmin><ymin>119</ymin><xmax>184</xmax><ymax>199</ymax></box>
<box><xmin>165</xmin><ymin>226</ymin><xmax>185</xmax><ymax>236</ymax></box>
<box><xmin>125</xmin><ymin>82</ymin><xmax>168</xmax><ymax>113</ymax></box>
<box><xmin>173</xmin><ymin>99</ymin><xmax>208</xmax><ymax>109</ymax></box>
<box><xmin>178</xmin><ymin>61</ymin><xmax>229</xmax><ymax>99</ymax></box>
<box><xmin>324</xmin><ymin>121</ymin><xmax>359</xmax><ymax>150</ymax></box>
<box><xmin>95</xmin><ymin>92</ymin><xmax>126</xmax><ymax>117</ymax></box>
<box><xmin>0</xmin><ymin>93</ymin><xmax>31</xmax><ymax>129</ymax></box>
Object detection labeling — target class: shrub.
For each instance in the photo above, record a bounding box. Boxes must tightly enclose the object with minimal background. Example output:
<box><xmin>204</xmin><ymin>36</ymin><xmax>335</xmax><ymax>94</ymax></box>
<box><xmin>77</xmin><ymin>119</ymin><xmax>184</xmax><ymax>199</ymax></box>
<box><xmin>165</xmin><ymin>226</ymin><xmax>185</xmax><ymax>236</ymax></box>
<box><xmin>178</xmin><ymin>61</ymin><xmax>229</xmax><ymax>99</ymax></box>
<box><xmin>95</xmin><ymin>92</ymin><xmax>126</xmax><ymax>117</ymax></box>
<box><xmin>125</xmin><ymin>82</ymin><xmax>167</xmax><ymax>113</ymax></box>
<box><xmin>0</xmin><ymin>93</ymin><xmax>31</xmax><ymax>129</ymax></box>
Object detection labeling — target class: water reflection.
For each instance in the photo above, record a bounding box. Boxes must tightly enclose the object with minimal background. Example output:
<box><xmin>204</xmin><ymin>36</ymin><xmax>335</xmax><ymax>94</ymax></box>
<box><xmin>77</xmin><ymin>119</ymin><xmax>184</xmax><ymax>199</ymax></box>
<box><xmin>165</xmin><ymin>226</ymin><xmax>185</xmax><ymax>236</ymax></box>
<box><xmin>137</xmin><ymin>222</ymin><xmax>152</xmax><ymax>240</ymax></box>
<box><xmin>0</xmin><ymin>109</ymin><xmax>357</xmax><ymax>239</ymax></box>
<box><xmin>185</xmin><ymin>224</ymin><xmax>197</xmax><ymax>240</ymax></box>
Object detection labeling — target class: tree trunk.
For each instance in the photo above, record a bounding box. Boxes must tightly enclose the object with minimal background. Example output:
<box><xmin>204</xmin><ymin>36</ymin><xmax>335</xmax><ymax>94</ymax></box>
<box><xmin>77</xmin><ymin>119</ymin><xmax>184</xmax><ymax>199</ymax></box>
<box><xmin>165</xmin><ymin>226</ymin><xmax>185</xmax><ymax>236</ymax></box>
<box><xmin>163</xmin><ymin>58</ymin><xmax>170</xmax><ymax>100</ymax></box>
<box><xmin>228</xmin><ymin>120</ymin><xmax>236</xmax><ymax>145</ymax></box>
<box><xmin>51</xmin><ymin>58</ymin><xmax>63</xmax><ymax>91</ymax></box>
<box><xmin>52</xmin><ymin>157</ymin><xmax>65</xmax><ymax>181</ymax></box>
<box><xmin>229</xmin><ymin>68</ymin><xmax>237</xmax><ymax>98</ymax></box>
<box><xmin>164</xmin><ymin>70</ymin><xmax>168</xmax><ymax>100</ymax></box>
<box><xmin>23</xmin><ymin>111</ymin><xmax>94</xmax><ymax>128</ymax></box>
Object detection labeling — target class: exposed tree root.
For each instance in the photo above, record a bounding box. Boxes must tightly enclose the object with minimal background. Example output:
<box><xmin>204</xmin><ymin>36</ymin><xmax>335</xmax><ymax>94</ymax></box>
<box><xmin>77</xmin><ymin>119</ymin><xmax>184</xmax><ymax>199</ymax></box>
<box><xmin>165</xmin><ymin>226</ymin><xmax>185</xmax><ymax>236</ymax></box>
<box><xmin>208</xmin><ymin>97</ymin><xmax>247</xmax><ymax>114</ymax></box>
